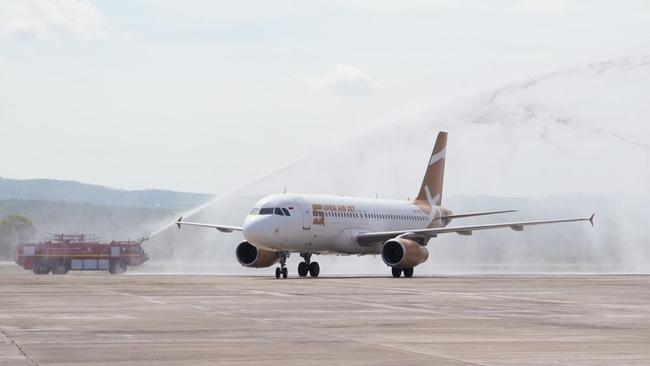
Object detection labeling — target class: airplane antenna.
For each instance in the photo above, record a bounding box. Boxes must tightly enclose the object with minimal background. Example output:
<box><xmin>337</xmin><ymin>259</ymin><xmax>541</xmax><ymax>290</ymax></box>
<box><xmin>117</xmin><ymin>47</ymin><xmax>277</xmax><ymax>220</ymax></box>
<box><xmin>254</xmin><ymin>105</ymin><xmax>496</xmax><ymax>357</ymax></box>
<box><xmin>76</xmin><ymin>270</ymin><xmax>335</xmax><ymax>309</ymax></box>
<box><xmin>375</xmin><ymin>193</ymin><xmax>378</xmax><ymax>199</ymax></box>
<box><xmin>283</xmin><ymin>187</ymin><xmax>287</xmax><ymax>194</ymax></box>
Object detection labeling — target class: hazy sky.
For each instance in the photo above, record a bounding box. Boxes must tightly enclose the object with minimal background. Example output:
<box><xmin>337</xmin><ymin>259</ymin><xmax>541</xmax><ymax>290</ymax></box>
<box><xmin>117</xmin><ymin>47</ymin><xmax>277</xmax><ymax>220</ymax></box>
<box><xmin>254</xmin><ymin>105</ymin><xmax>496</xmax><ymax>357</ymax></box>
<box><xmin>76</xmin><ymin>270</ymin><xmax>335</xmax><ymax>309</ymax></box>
<box><xmin>1</xmin><ymin>0</ymin><xmax>649</xmax><ymax>193</ymax></box>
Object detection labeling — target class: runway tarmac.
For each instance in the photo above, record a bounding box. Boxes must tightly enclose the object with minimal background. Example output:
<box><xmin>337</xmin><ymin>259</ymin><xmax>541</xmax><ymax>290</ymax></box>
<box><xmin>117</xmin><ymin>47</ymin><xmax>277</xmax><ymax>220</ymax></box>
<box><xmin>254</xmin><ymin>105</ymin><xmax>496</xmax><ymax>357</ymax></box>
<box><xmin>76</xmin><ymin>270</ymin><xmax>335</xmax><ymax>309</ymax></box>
<box><xmin>1</xmin><ymin>264</ymin><xmax>649</xmax><ymax>365</ymax></box>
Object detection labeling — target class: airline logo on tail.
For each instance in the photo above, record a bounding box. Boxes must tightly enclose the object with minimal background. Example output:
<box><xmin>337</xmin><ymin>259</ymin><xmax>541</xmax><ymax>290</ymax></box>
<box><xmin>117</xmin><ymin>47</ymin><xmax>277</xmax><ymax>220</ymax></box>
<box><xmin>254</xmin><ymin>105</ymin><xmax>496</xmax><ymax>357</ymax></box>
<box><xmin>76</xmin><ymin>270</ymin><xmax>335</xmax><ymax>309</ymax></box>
<box><xmin>415</xmin><ymin>131</ymin><xmax>447</xmax><ymax>208</ymax></box>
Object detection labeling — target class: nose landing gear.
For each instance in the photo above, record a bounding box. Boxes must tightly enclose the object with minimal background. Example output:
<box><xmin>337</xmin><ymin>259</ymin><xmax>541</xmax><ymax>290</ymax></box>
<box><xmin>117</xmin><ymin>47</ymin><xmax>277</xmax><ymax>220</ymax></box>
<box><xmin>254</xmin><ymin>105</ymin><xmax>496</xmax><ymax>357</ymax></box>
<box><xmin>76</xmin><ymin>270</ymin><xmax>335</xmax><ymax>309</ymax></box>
<box><xmin>275</xmin><ymin>252</ymin><xmax>289</xmax><ymax>279</ymax></box>
<box><xmin>298</xmin><ymin>253</ymin><xmax>319</xmax><ymax>278</ymax></box>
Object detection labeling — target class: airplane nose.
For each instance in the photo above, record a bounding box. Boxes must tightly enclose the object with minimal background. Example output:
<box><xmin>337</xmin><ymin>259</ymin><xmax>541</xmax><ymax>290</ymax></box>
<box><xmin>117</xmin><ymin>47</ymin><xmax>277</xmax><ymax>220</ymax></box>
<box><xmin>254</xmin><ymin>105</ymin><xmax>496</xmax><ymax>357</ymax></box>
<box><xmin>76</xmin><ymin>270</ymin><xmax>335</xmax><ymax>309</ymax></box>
<box><xmin>243</xmin><ymin>217</ymin><xmax>267</xmax><ymax>243</ymax></box>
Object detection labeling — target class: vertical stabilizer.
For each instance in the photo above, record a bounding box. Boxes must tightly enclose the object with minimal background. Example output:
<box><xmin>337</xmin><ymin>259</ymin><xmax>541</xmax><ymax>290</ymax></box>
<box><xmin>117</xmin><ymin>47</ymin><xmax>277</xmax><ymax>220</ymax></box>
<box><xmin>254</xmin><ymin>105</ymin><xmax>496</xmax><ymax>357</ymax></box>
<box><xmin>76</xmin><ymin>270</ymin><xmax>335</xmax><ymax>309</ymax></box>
<box><xmin>414</xmin><ymin>131</ymin><xmax>447</xmax><ymax>207</ymax></box>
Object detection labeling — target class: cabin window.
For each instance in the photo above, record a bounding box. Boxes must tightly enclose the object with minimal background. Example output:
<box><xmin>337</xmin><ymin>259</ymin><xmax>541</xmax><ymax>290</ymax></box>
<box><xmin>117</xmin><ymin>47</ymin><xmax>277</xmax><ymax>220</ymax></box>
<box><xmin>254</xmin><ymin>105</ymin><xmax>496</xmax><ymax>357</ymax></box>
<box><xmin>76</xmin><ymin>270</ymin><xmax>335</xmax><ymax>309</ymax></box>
<box><xmin>274</xmin><ymin>208</ymin><xmax>284</xmax><ymax>216</ymax></box>
<box><xmin>281</xmin><ymin>208</ymin><xmax>290</xmax><ymax>216</ymax></box>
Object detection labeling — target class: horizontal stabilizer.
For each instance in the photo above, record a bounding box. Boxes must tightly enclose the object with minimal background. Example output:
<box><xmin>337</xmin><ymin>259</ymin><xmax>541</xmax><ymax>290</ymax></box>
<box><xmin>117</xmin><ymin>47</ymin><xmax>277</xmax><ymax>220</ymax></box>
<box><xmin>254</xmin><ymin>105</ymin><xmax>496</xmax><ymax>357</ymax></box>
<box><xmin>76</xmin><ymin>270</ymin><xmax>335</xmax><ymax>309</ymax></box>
<box><xmin>441</xmin><ymin>209</ymin><xmax>516</xmax><ymax>220</ymax></box>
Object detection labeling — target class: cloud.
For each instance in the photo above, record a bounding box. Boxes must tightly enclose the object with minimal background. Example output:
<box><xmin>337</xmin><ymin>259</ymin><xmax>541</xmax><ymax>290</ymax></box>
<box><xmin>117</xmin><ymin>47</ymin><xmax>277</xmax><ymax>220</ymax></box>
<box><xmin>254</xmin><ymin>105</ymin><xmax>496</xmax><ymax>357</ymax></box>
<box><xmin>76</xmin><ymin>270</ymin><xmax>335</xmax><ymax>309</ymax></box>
<box><xmin>0</xmin><ymin>57</ymin><xmax>10</xmax><ymax>78</ymax></box>
<box><xmin>296</xmin><ymin>64</ymin><xmax>381</xmax><ymax>97</ymax></box>
<box><xmin>512</xmin><ymin>0</ymin><xmax>579</xmax><ymax>14</ymax></box>
<box><xmin>0</xmin><ymin>0</ymin><xmax>108</xmax><ymax>41</ymax></box>
<box><xmin>335</xmin><ymin>0</ymin><xmax>484</xmax><ymax>11</ymax></box>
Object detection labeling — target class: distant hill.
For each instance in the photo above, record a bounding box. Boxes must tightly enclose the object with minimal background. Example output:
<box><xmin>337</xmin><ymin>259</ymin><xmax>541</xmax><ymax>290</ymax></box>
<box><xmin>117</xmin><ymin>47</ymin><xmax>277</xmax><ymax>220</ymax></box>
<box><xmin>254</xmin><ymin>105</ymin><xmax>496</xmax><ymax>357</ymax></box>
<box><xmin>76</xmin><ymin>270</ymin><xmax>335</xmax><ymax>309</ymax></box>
<box><xmin>0</xmin><ymin>178</ymin><xmax>215</xmax><ymax>260</ymax></box>
<box><xmin>0</xmin><ymin>199</ymin><xmax>179</xmax><ymax>241</ymax></box>
<box><xmin>0</xmin><ymin>178</ymin><xmax>213</xmax><ymax>210</ymax></box>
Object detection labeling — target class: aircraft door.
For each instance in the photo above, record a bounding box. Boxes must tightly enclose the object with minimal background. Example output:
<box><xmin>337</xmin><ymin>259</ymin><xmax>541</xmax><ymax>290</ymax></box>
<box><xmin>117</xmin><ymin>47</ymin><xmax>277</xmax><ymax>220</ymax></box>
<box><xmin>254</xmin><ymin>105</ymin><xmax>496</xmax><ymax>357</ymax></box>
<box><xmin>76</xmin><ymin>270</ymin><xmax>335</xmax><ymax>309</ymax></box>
<box><xmin>294</xmin><ymin>200</ymin><xmax>311</xmax><ymax>230</ymax></box>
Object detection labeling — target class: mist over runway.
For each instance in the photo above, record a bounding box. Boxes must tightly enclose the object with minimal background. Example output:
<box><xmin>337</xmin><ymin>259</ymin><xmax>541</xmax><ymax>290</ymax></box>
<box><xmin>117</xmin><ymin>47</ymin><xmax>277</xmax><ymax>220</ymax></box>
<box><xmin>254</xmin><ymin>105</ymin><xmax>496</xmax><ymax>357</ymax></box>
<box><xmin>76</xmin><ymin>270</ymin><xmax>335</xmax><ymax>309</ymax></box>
<box><xmin>145</xmin><ymin>56</ymin><xmax>650</xmax><ymax>275</ymax></box>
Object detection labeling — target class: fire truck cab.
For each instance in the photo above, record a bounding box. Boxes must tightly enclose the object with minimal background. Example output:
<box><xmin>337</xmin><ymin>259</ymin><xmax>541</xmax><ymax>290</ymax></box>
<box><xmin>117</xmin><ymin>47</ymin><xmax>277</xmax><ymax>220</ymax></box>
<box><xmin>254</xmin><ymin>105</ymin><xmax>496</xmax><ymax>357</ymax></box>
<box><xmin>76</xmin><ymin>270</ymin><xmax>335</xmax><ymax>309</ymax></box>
<box><xmin>15</xmin><ymin>234</ymin><xmax>149</xmax><ymax>275</ymax></box>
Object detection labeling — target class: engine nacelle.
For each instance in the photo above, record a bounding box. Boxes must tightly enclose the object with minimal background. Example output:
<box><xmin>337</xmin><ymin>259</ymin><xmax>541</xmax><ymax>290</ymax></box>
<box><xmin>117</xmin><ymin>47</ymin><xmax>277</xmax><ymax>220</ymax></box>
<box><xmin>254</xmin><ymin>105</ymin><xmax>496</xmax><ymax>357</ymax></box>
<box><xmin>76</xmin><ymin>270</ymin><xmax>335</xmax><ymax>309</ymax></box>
<box><xmin>236</xmin><ymin>241</ymin><xmax>279</xmax><ymax>268</ymax></box>
<box><xmin>381</xmin><ymin>238</ymin><xmax>429</xmax><ymax>268</ymax></box>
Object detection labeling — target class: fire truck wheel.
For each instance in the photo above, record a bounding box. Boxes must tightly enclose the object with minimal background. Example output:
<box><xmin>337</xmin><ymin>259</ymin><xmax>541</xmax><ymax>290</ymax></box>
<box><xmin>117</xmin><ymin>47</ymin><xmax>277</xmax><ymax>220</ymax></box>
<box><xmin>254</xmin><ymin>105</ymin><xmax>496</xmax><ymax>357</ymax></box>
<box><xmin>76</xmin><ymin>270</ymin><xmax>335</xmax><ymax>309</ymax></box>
<box><xmin>119</xmin><ymin>260</ymin><xmax>128</xmax><ymax>274</ymax></box>
<box><xmin>33</xmin><ymin>263</ymin><xmax>50</xmax><ymax>275</ymax></box>
<box><xmin>52</xmin><ymin>262</ymin><xmax>68</xmax><ymax>275</ymax></box>
<box><xmin>109</xmin><ymin>260</ymin><xmax>118</xmax><ymax>274</ymax></box>
<box><xmin>110</xmin><ymin>260</ymin><xmax>127</xmax><ymax>274</ymax></box>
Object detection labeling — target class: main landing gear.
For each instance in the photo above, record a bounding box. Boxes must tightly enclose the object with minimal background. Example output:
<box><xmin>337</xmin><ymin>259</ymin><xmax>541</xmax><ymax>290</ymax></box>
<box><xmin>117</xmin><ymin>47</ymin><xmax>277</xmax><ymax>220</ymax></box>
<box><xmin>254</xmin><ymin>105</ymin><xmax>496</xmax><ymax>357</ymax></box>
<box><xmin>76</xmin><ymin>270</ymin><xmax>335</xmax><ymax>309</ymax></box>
<box><xmin>297</xmin><ymin>253</ymin><xmax>319</xmax><ymax>278</ymax></box>
<box><xmin>275</xmin><ymin>252</ymin><xmax>289</xmax><ymax>279</ymax></box>
<box><xmin>391</xmin><ymin>267</ymin><xmax>414</xmax><ymax>278</ymax></box>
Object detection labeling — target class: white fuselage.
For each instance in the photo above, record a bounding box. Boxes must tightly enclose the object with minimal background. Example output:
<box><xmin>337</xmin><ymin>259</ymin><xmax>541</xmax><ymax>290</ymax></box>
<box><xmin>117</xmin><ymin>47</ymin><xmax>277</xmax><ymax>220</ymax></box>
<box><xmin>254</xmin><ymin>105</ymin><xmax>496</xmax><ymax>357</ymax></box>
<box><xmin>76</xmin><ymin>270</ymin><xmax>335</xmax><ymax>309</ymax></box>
<box><xmin>242</xmin><ymin>193</ymin><xmax>450</xmax><ymax>255</ymax></box>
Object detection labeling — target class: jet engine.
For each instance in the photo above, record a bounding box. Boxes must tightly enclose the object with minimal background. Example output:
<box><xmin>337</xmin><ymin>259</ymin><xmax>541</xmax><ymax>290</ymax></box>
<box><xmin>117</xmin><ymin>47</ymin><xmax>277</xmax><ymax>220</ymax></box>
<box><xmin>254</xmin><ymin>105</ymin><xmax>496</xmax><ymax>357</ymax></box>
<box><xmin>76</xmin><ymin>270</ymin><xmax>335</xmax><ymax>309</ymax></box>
<box><xmin>235</xmin><ymin>241</ymin><xmax>279</xmax><ymax>268</ymax></box>
<box><xmin>381</xmin><ymin>238</ymin><xmax>429</xmax><ymax>268</ymax></box>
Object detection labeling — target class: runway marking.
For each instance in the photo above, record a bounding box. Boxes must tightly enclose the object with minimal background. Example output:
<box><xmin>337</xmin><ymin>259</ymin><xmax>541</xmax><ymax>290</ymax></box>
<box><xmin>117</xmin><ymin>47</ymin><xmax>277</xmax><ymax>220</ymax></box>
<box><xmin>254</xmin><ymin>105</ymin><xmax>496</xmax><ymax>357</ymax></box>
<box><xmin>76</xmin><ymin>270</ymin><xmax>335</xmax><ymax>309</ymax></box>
<box><xmin>73</xmin><ymin>284</ymin><xmax>169</xmax><ymax>305</ymax></box>
<box><xmin>248</xmin><ymin>287</ymin><xmax>447</xmax><ymax>315</ymax></box>
<box><xmin>1</xmin><ymin>329</ymin><xmax>40</xmax><ymax>366</ymax></box>
<box><xmin>490</xmin><ymin>294</ymin><xmax>578</xmax><ymax>305</ymax></box>
<box><xmin>124</xmin><ymin>283</ymin><xmax>491</xmax><ymax>365</ymax></box>
<box><xmin>248</xmin><ymin>290</ymin><xmax>292</xmax><ymax>297</ymax></box>
<box><xmin>239</xmin><ymin>313</ymin><xmax>489</xmax><ymax>366</ymax></box>
<box><xmin>322</xmin><ymin>296</ymin><xmax>446</xmax><ymax>316</ymax></box>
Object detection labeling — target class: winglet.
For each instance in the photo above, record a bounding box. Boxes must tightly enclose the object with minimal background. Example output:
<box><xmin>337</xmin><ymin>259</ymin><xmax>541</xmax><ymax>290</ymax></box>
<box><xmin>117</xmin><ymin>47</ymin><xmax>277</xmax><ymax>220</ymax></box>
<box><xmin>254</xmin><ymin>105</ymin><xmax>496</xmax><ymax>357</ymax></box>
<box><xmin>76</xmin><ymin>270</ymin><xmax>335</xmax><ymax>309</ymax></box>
<box><xmin>176</xmin><ymin>216</ymin><xmax>183</xmax><ymax>229</ymax></box>
<box><xmin>589</xmin><ymin>213</ymin><xmax>595</xmax><ymax>227</ymax></box>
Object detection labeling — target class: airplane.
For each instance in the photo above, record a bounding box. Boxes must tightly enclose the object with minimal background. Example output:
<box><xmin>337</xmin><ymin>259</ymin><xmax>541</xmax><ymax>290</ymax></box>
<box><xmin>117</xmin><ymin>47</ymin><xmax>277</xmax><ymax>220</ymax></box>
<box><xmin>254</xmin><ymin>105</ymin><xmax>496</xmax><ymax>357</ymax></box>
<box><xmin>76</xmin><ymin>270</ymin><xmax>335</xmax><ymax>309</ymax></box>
<box><xmin>176</xmin><ymin>131</ymin><xmax>594</xmax><ymax>279</ymax></box>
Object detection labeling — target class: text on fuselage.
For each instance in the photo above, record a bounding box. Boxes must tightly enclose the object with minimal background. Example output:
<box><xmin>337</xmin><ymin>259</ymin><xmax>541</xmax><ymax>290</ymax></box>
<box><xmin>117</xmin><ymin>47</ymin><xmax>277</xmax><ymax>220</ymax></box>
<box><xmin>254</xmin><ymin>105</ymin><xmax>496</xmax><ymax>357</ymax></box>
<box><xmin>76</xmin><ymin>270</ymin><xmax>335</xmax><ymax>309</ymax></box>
<box><xmin>312</xmin><ymin>204</ymin><xmax>356</xmax><ymax>225</ymax></box>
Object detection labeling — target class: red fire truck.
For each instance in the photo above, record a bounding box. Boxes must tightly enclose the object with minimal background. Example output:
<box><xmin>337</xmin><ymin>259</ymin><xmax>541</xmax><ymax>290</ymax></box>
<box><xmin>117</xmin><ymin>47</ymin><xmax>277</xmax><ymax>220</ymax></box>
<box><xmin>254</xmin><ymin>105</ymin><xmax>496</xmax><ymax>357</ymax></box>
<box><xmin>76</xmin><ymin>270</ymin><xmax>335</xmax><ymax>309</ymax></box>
<box><xmin>15</xmin><ymin>234</ymin><xmax>149</xmax><ymax>275</ymax></box>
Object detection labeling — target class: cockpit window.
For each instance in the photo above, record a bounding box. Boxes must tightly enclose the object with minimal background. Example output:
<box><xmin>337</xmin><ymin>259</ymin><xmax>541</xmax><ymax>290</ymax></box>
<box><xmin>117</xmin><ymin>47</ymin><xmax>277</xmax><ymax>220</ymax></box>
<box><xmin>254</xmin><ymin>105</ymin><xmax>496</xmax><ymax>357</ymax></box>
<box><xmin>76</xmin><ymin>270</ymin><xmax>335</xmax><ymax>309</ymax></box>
<box><xmin>254</xmin><ymin>206</ymin><xmax>291</xmax><ymax>216</ymax></box>
<box><xmin>259</xmin><ymin>207</ymin><xmax>274</xmax><ymax>215</ymax></box>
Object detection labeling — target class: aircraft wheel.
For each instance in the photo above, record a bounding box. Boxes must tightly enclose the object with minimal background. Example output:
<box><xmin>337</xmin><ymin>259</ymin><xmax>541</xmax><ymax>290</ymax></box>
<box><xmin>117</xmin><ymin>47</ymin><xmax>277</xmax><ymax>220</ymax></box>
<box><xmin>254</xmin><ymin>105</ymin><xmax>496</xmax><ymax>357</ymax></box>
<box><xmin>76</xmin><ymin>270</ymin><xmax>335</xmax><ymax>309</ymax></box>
<box><xmin>403</xmin><ymin>268</ymin><xmax>414</xmax><ymax>278</ymax></box>
<box><xmin>282</xmin><ymin>267</ymin><xmax>288</xmax><ymax>279</ymax></box>
<box><xmin>275</xmin><ymin>267</ymin><xmax>281</xmax><ymax>279</ymax></box>
<box><xmin>308</xmin><ymin>262</ymin><xmax>320</xmax><ymax>277</ymax></box>
<box><xmin>298</xmin><ymin>262</ymin><xmax>308</xmax><ymax>277</ymax></box>
<box><xmin>391</xmin><ymin>267</ymin><xmax>402</xmax><ymax>278</ymax></box>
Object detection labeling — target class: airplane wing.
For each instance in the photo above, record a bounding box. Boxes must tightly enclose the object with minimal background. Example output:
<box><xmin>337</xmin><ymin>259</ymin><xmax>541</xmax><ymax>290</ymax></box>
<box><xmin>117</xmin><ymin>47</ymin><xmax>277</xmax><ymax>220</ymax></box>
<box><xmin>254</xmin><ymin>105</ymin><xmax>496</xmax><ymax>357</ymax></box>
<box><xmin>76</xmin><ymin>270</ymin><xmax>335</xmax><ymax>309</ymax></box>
<box><xmin>175</xmin><ymin>216</ymin><xmax>243</xmax><ymax>233</ymax></box>
<box><xmin>440</xmin><ymin>209</ymin><xmax>516</xmax><ymax>220</ymax></box>
<box><xmin>356</xmin><ymin>213</ymin><xmax>594</xmax><ymax>246</ymax></box>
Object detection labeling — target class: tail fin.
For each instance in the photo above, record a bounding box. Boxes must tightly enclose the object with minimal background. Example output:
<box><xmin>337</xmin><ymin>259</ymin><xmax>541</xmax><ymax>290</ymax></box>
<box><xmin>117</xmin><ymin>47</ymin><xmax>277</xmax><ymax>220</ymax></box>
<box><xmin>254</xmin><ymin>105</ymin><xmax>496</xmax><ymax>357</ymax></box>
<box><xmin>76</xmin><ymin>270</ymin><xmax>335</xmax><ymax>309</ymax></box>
<box><xmin>414</xmin><ymin>131</ymin><xmax>447</xmax><ymax>207</ymax></box>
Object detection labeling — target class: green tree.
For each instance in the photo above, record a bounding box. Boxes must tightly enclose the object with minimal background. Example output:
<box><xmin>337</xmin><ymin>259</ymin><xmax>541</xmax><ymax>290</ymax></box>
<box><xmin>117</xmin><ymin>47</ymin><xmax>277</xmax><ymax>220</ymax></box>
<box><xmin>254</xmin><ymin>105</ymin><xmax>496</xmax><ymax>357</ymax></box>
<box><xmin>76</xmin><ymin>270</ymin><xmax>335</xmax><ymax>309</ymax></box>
<box><xmin>0</xmin><ymin>215</ymin><xmax>36</xmax><ymax>260</ymax></box>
